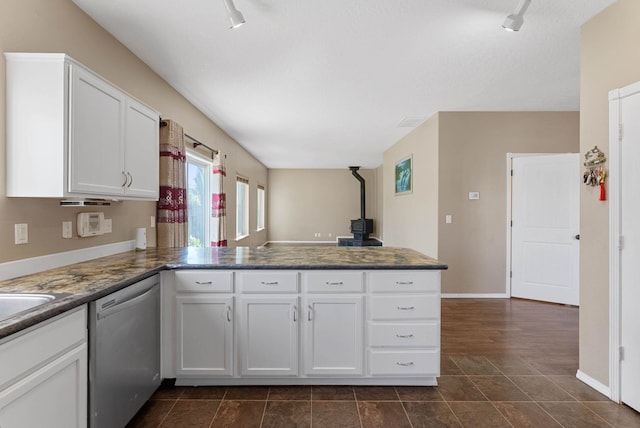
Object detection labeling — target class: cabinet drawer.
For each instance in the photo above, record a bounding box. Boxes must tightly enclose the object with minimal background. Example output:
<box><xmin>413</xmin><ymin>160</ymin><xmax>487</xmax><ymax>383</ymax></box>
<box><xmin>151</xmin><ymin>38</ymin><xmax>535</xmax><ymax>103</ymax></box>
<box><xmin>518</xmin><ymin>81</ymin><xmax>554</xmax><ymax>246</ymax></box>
<box><xmin>0</xmin><ymin>306</ymin><xmax>86</xmax><ymax>389</ymax></box>
<box><xmin>175</xmin><ymin>270</ymin><xmax>234</xmax><ymax>293</ymax></box>
<box><xmin>239</xmin><ymin>271</ymin><xmax>298</xmax><ymax>293</ymax></box>
<box><xmin>369</xmin><ymin>323</ymin><xmax>439</xmax><ymax>348</ymax></box>
<box><xmin>369</xmin><ymin>350</ymin><xmax>439</xmax><ymax>376</ymax></box>
<box><xmin>369</xmin><ymin>271</ymin><xmax>440</xmax><ymax>293</ymax></box>
<box><xmin>369</xmin><ymin>295</ymin><xmax>439</xmax><ymax>320</ymax></box>
<box><xmin>303</xmin><ymin>271</ymin><xmax>364</xmax><ymax>293</ymax></box>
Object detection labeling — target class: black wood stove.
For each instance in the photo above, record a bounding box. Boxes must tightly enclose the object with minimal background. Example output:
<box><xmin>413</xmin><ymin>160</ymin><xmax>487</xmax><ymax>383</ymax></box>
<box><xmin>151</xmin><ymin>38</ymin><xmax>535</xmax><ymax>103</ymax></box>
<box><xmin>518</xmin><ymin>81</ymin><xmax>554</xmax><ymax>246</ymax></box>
<box><xmin>338</xmin><ymin>166</ymin><xmax>382</xmax><ymax>247</ymax></box>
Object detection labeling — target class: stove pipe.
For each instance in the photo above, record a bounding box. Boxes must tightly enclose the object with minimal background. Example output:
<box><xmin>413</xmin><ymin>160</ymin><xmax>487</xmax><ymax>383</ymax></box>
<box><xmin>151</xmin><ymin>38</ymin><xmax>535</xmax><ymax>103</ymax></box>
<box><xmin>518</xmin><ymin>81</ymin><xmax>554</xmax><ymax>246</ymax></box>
<box><xmin>349</xmin><ymin>166</ymin><xmax>366</xmax><ymax>220</ymax></box>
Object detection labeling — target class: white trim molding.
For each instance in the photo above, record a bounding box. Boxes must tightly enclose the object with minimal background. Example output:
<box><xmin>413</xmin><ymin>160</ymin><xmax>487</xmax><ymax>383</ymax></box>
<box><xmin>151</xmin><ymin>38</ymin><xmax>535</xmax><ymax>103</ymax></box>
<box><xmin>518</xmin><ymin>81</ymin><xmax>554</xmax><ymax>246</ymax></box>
<box><xmin>608</xmin><ymin>86</ymin><xmax>622</xmax><ymax>403</ymax></box>
<box><xmin>0</xmin><ymin>241</ymin><xmax>135</xmax><ymax>281</ymax></box>
<box><xmin>442</xmin><ymin>293</ymin><xmax>510</xmax><ymax>299</ymax></box>
<box><xmin>577</xmin><ymin>370</ymin><xmax>611</xmax><ymax>398</ymax></box>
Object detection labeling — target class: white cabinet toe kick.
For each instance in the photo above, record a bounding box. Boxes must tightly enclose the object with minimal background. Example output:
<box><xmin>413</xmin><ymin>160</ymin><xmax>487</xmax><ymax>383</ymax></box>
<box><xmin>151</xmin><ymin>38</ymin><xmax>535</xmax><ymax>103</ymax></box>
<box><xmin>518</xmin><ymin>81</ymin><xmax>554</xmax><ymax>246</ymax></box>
<box><xmin>162</xmin><ymin>269</ymin><xmax>441</xmax><ymax>386</ymax></box>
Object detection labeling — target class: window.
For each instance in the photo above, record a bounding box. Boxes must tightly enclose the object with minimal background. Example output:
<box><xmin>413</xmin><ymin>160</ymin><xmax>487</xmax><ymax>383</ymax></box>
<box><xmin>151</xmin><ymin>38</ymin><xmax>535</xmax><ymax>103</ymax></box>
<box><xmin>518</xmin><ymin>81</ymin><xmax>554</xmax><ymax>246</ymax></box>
<box><xmin>236</xmin><ymin>176</ymin><xmax>249</xmax><ymax>239</ymax></box>
<box><xmin>186</xmin><ymin>153</ymin><xmax>211</xmax><ymax>247</ymax></box>
<box><xmin>256</xmin><ymin>185</ymin><xmax>265</xmax><ymax>231</ymax></box>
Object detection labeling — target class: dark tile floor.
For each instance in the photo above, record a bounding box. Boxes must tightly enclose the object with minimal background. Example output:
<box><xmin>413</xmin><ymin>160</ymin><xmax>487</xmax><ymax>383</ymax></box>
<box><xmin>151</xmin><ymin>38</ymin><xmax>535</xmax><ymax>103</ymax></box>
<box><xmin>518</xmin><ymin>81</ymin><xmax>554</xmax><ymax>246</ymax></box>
<box><xmin>127</xmin><ymin>355</ymin><xmax>640</xmax><ymax>428</ymax></box>
<box><xmin>126</xmin><ymin>299</ymin><xmax>640</xmax><ymax>427</ymax></box>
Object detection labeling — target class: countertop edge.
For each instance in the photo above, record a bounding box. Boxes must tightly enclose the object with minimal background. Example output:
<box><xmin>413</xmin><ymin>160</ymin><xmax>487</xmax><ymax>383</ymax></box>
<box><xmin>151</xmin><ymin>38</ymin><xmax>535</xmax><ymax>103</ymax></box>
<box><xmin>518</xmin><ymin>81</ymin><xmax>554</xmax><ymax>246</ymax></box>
<box><xmin>0</xmin><ymin>247</ymin><xmax>447</xmax><ymax>340</ymax></box>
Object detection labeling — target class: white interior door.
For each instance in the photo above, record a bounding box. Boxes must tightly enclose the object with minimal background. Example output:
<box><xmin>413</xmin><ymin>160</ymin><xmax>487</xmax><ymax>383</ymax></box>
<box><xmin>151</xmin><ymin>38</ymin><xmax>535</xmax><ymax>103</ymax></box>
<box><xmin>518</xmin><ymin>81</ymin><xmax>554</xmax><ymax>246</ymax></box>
<box><xmin>511</xmin><ymin>154</ymin><xmax>580</xmax><ymax>305</ymax></box>
<box><xmin>618</xmin><ymin>84</ymin><xmax>640</xmax><ymax>412</ymax></box>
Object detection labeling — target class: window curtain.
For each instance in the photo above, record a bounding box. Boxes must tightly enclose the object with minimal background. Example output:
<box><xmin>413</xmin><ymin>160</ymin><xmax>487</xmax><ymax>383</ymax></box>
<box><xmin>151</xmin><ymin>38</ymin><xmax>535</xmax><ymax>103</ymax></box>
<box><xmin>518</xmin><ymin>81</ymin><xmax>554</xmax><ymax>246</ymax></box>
<box><xmin>211</xmin><ymin>152</ymin><xmax>227</xmax><ymax>247</ymax></box>
<box><xmin>157</xmin><ymin>119</ymin><xmax>188</xmax><ymax>248</ymax></box>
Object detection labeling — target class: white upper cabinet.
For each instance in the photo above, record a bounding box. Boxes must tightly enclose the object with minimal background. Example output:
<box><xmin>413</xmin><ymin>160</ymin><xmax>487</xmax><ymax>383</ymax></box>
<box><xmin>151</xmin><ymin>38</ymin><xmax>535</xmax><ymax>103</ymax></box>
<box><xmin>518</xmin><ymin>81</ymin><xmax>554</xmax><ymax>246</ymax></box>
<box><xmin>5</xmin><ymin>53</ymin><xmax>159</xmax><ymax>200</ymax></box>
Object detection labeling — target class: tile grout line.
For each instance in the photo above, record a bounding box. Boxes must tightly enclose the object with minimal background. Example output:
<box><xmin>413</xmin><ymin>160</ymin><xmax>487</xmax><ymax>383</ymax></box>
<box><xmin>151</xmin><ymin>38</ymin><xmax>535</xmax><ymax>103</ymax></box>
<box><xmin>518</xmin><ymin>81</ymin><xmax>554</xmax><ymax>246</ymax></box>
<box><xmin>394</xmin><ymin>386</ymin><xmax>415</xmax><ymax>428</ymax></box>
<box><xmin>257</xmin><ymin>387</ymin><xmax>270</xmax><ymax>428</ymax></box>
<box><xmin>207</xmin><ymin>388</ymin><xmax>227</xmax><ymax>428</ymax></box>
<box><xmin>156</xmin><ymin>399</ymin><xmax>179</xmax><ymax>428</ymax></box>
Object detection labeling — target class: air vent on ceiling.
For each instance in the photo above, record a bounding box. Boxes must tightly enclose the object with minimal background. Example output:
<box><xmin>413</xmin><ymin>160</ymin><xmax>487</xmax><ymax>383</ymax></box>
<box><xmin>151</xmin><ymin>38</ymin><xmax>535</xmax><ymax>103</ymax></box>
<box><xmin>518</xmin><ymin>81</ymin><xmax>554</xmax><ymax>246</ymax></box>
<box><xmin>396</xmin><ymin>116</ymin><xmax>426</xmax><ymax>128</ymax></box>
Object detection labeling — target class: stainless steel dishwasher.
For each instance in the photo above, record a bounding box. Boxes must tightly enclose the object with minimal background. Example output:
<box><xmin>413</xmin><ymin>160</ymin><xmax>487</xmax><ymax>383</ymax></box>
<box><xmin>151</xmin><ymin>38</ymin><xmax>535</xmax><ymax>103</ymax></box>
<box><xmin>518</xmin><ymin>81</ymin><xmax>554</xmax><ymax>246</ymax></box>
<box><xmin>89</xmin><ymin>274</ymin><xmax>161</xmax><ymax>428</ymax></box>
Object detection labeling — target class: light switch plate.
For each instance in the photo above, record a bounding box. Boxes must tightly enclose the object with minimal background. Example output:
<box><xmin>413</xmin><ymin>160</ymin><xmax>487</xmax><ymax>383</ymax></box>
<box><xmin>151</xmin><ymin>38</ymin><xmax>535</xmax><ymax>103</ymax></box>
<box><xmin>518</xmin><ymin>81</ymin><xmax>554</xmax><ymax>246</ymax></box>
<box><xmin>445</xmin><ymin>215</ymin><xmax>452</xmax><ymax>224</ymax></box>
<box><xmin>150</xmin><ymin>216</ymin><xmax>156</xmax><ymax>228</ymax></box>
<box><xmin>62</xmin><ymin>221</ymin><xmax>73</xmax><ymax>239</ymax></box>
<box><xmin>103</xmin><ymin>219</ymin><xmax>112</xmax><ymax>233</ymax></box>
<box><xmin>14</xmin><ymin>223</ymin><xmax>28</xmax><ymax>244</ymax></box>
<box><xmin>468</xmin><ymin>192</ymin><xmax>480</xmax><ymax>200</ymax></box>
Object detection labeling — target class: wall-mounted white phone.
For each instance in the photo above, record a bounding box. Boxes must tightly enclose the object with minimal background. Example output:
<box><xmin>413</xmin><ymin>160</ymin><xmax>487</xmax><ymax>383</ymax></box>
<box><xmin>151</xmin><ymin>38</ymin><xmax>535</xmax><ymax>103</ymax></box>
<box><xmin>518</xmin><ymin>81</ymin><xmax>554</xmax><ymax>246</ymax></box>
<box><xmin>77</xmin><ymin>212</ymin><xmax>105</xmax><ymax>237</ymax></box>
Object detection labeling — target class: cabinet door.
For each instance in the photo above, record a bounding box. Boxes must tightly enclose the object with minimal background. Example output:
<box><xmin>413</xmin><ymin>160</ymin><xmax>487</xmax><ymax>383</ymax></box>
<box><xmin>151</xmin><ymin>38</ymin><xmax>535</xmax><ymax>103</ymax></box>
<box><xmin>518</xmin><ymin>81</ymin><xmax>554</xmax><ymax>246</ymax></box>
<box><xmin>69</xmin><ymin>64</ymin><xmax>125</xmax><ymax>196</ymax></box>
<box><xmin>176</xmin><ymin>296</ymin><xmax>233</xmax><ymax>376</ymax></box>
<box><xmin>124</xmin><ymin>98</ymin><xmax>159</xmax><ymax>199</ymax></box>
<box><xmin>240</xmin><ymin>297</ymin><xmax>298</xmax><ymax>376</ymax></box>
<box><xmin>0</xmin><ymin>344</ymin><xmax>87</xmax><ymax>428</ymax></box>
<box><xmin>304</xmin><ymin>297</ymin><xmax>364</xmax><ymax>376</ymax></box>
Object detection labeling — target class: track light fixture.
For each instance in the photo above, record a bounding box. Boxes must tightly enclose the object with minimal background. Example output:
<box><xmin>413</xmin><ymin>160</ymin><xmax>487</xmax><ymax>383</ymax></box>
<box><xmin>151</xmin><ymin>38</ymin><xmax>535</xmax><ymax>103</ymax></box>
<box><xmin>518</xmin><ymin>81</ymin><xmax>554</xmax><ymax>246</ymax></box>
<box><xmin>502</xmin><ymin>0</ymin><xmax>531</xmax><ymax>32</ymax></box>
<box><xmin>222</xmin><ymin>0</ymin><xmax>245</xmax><ymax>29</ymax></box>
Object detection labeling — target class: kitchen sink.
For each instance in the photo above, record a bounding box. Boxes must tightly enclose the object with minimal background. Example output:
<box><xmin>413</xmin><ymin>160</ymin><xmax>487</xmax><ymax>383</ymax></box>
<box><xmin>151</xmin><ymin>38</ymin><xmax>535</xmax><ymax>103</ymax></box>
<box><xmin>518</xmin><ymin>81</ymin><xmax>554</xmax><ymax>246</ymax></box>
<box><xmin>0</xmin><ymin>293</ymin><xmax>58</xmax><ymax>321</ymax></box>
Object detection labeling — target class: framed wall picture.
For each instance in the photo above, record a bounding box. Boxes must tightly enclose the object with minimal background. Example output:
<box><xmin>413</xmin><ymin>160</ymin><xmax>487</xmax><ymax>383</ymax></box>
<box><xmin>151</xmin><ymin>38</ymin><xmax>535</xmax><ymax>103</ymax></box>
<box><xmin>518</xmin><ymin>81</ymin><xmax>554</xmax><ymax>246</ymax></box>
<box><xmin>395</xmin><ymin>155</ymin><xmax>413</xmax><ymax>195</ymax></box>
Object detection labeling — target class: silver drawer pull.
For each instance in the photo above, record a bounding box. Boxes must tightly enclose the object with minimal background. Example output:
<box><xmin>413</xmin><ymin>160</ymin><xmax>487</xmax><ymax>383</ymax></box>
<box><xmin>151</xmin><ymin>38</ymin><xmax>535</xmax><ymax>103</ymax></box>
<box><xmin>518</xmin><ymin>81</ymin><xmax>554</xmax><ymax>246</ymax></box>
<box><xmin>226</xmin><ymin>306</ymin><xmax>232</xmax><ymax>322</ymax></box>
<box><xmin>396</xmin><ymin>361</ymin><xmax>415</xmax><ymax>367</ymax></box>
<box><xmin>325</xmin><ymin>281</ymin><xmax>343</xmax><ymax>285</ymax></box>
<box><xmin>260</xmin><ymin>281</ymin><xmax>279</xmax><ymax>285</ymax></box>
<box><xmin>396</xmin><ymin>334</ymin><xmax>414</xmax><ymax>338</ymax></box>
<box><xmin>396</xmin><ymin>281</ymin><xmax>414</xmax><ymax>285</ymax></box>
<box><xmin>195</xmin><ymin>281</ymin><xmax>213</xmax><ymax>285</ymax></box>
<box><xmin>397</xmin><ymin>306</ymin><xmax>415</xmax><ymax>310</ymax></box>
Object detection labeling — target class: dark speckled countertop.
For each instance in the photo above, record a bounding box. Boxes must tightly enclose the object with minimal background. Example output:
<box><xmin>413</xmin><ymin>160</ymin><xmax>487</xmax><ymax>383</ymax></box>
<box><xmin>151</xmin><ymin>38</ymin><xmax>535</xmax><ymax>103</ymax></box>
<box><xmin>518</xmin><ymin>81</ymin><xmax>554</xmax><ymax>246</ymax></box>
<box><xmin>0</xmin><ymin>246</ymin><xmax>446</xmax><ymax>339</ymax></box>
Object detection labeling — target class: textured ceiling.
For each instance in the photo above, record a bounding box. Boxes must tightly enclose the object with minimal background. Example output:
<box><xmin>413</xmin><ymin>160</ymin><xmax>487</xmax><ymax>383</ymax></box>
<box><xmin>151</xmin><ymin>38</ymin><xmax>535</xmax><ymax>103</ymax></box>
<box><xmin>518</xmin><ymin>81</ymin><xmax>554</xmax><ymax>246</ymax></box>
<box><xmin>72</xmin><ymin>0</ymin><xmax>615</xmax><ymax>168</ymax></box>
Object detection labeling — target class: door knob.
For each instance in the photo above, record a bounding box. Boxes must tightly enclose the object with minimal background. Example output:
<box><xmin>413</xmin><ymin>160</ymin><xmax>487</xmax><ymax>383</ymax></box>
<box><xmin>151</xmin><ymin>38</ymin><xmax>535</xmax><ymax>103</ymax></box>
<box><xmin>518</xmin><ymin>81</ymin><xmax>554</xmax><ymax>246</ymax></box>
<box><xmin>574</xmin><ymin>234</ymin><xmax>580</xmax><ymax>240</ymax></box>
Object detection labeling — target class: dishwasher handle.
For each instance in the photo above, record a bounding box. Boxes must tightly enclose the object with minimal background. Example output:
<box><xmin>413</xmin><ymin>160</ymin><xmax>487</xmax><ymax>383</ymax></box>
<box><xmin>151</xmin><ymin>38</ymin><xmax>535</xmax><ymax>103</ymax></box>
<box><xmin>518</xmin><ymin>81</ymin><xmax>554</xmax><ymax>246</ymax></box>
<box><xmin>97</xmin><ymin>285</ymin><xmax>158</xmax><ymax>320</ymax></box>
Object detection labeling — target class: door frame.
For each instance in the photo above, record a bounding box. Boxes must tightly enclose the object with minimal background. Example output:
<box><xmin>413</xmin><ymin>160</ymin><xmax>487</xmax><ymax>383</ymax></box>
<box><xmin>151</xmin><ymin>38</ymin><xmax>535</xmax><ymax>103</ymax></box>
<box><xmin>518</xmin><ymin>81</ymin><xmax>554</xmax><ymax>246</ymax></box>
<box><xmin>607</xmin><ymin>82</ymin><xmax>640</xmax><ymax>403</ymax></box>
<box><xmin>505</xmin><ymin>153</ymin><xmax>559</xmax><ymax>298</ymax></box>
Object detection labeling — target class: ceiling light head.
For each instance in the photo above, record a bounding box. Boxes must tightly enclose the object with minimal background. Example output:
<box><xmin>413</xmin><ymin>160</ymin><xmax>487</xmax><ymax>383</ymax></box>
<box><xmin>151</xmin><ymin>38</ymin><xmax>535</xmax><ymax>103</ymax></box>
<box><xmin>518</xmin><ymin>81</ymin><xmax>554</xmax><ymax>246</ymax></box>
<box><xmin>222</xmin><ymin>0</ymin><xmax>245</xmax><ymax>29</ymax></box>
<box><xmin>502</xmin><ymin>0</ymin><xmax>531</xmax><ymax>32</ymax></box>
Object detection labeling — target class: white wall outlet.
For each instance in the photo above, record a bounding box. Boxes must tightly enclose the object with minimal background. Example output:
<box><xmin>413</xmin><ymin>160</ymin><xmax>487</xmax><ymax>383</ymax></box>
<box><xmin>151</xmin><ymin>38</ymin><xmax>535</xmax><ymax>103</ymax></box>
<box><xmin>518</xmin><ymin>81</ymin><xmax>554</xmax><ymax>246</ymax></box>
<box><xmin>445</xmin><ymin>215</ymin><xmax>453</xmax><ymax>224</ymax></box>
<box><xmin>468</xmin><ymin>192</ymin><xmax>480</xmax><ymax>200</ymax></box>
<box><xmin>328</xmin><ymin>233</ymin><xmax>332</xmax><ymax>238</ymax></box>
<box><xmin>150</xmin><ymin>215</ymin><xmax>156</xmax><ymax>228</ymax></box>
<box><xmin>14</xmin><ymin>223</ymin><xmax>28</xmax><ymax>244</ymax></box>
<box><xmin>62</xmin><ymin>221</ymin><xmax>73</xmax><ymax>238</ymax></box>
<box><xmin>103</xmin><ymin>218</ymin><xmax>113</xmax><ymax>233</ymax></box>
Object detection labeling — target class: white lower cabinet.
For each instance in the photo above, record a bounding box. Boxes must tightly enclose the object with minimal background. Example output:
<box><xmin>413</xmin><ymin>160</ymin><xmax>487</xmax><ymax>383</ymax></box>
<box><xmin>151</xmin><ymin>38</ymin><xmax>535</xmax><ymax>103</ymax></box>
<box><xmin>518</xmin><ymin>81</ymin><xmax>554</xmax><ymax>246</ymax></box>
<box><xmin>176</xmin><ymin>295</ymin><xmax>233</xmax><ymax>377</ymax></box>
<box><xmin>169</xmin><ymin>269</ymin><xmax>441</xmax><ymax>385</ymax></box>
<box><xmin>0</xmin><ymin>307</ymin><xmax>87</xmax><ymax>428</ymax></box>
<box><xmin>239</xmin><ymin>296</ymin><xmax>299</xmax><ymax>376</ymax></box>
<box><xmin>303</xmin><ymin>296</ymin><xmax>364</xmax><ymax>376</ymax></box>
<box><xmin>367</xmin><ymin>271</ymin><xmax>441</xmax><ymax>380</ymax></box>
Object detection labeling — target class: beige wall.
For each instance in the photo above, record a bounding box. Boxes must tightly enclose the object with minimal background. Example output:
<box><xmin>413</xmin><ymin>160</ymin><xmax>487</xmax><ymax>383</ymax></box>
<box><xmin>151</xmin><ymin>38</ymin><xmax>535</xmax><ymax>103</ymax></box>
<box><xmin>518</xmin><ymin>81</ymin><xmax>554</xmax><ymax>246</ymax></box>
<box><xmin>382</xmin><ymin>114</ymin><xmax>439</xmax><ymax>258</ymax></box>
<box><xmin>579</xmin><ymin>0</ymin><xmax>640</xmax><ymax>386</ymax></box>
<box><xmin>438</xmin><ymin>112</ymin><xmax>579</xmax><ymax>294</ymax></box>
<box><xmin>267</xmin><ymin>169</ymin><xmax>378</xmax><ymax>242</ymax></box>
<box><xmin>0</xmin><ymin>0</ymin><xmax>267</xmax><ymax>263</ymax></box>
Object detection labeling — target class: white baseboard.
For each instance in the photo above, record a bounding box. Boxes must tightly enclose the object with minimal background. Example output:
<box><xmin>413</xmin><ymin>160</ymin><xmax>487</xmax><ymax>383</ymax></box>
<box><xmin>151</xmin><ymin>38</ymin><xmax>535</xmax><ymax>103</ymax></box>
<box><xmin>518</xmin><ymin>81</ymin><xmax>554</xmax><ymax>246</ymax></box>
<box><xmin>266</xmin><ymin>237</ymin><xmax>384</xmax><ymax>246</ymax></box>
<box><xmin>576</xmin><ymin>370</ymin><xmax>611</xmax><ymax>399</ymax></box>
<box><xmin>0</xmin><ymin>241</ymin><xmax>135</xmax><ymax>281</ymax></box>
<box><xmin>442</xmin><ymin>293</ymin><xmax>510</xmax><ymax>299</ymax></box>
<box><xmin>267</xmin><ymin>240</ymin><xmax>337</xmax><ymax>245</ymax></box>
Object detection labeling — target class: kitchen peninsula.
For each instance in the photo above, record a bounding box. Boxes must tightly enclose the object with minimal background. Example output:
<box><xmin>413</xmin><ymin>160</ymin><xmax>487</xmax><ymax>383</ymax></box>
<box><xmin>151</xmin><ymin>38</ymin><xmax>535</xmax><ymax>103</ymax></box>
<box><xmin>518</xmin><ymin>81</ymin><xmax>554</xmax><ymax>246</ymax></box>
<box><xmin>1</xmin><ymin>246</ymin><xmax>446</xmax><ymax>399</ymax></box>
